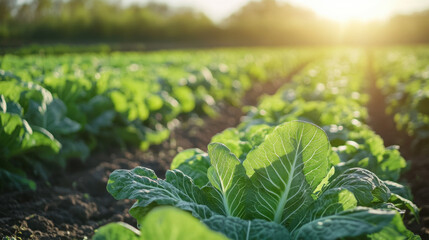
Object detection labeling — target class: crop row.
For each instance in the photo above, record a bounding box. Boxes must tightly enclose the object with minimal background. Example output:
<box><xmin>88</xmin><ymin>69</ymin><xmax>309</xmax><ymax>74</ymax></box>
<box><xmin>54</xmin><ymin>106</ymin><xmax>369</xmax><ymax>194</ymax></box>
<box><xmin>374</xmin><ymin>48</ymin><xmax>429</xmax><ymax>151</ymax></box>
<box><xmin>0</xmin><ymin>49</ymin><xmax>310</xmax><ymax>191</ymax></box>
<box><xmin>96</xmin><ymin>50</ymin><xmax>421</xmax><ymax>239</ymax></box>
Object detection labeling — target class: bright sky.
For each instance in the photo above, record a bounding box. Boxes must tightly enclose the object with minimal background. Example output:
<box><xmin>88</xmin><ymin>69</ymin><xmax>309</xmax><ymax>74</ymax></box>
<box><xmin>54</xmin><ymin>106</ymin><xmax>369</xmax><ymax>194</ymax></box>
<box><xmin>124</xmin><ymin>0</ymin><xmax>429</xmax><ymax>22</ymax></box>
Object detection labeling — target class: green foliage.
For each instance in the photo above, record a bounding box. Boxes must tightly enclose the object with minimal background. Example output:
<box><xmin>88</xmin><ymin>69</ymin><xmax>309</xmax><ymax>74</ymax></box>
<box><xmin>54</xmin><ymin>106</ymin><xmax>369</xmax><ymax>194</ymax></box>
<box><xmin>107</xmin><ymin>121</ymin><xmax>418</xmax><ymax>239</ymax></box>
<box><xmin>293</xmin><ymin>208</ymin><xmax>397</xmax><ymax>240</ymax></box>
<box><xmin>101</xmin><ymin>50</ymin><xmax>421</xmax><ymax>239</ymax></box>
<box><xmin>234</xmin><ymin>51</ymin><xmax>407</xmax><ymax>182</ymax></box>
<box><xmin>1</xmin><ymin>1</ymin><xmax>216</xmax><ymax>43</ymax></box>
<box><xmin>0</xmin><ymin>80</ymin><xmax>68</xmax><ymax>191</ymax></box>
<box><xmin>203</xmin><ymin>52</ymin><xmax>417</xmax><ymax>229</ymax></box>
<box><xmin>375</xmin><ymin>48</ymin><xmax>429</xmax><ymax>153</ymax></box>
<box><xmin>242</xmin><ymin>121</ymin><xmax>330</xmax><ymax>224</ymax></box>
<box><xmin>0</xmin><ymin>49</ymin><xmax>308</xmax><ymax>191</ymax></box>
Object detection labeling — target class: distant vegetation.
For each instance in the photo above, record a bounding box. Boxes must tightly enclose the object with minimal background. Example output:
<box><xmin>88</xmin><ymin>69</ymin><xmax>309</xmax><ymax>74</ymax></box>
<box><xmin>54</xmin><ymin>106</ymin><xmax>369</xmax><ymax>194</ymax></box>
<box><xmin>0</xmin><ymin>48</ymin><xmax>306</xmax><ymax>191</ymax></box>
<box><xmin>0</xmin><ymin>0</ymin><xmax>429</xmax><ymax>46</ymax></box>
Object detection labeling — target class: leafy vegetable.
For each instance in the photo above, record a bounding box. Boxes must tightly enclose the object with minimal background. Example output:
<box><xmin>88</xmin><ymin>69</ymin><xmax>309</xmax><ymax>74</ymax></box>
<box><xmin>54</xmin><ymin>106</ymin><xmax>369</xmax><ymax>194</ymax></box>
<box><xmin>107</xmin><ymin>121</ymin><xmax>416</xmax><ymax>239</ymax></box>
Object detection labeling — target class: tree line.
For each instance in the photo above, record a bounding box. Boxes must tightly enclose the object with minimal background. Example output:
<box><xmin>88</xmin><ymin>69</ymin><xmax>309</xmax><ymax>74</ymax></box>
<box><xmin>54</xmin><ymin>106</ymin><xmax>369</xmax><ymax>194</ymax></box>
<box><xmin>1</xmin><ymin>0</ymin><xmax>428</xmax><ymax>46</ymax></box>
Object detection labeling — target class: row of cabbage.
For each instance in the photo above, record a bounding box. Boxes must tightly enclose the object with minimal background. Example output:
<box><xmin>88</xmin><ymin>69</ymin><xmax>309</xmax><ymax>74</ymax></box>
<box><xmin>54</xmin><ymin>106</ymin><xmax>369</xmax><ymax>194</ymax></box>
<box><xmin>0</xmin><ymin>49</ymin><xmax>310</xmax><ymax>192</ymax></box>
<box><xmin>374</xmin><ymin>47</ymin><xmax>429</xmax><ymax>151</ymax></box>
<box><xmin>96</xmin><ymin>50</ymin><xmax>421</xmax><ymax>239</ymax></box>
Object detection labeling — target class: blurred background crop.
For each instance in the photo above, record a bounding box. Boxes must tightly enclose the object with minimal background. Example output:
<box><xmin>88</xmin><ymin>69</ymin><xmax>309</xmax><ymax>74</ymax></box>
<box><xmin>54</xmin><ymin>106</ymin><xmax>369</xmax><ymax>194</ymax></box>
<box><xmin>1</xmin><ymin>0</ymin><xmax>429</xmax><ymax>51</ymax></box>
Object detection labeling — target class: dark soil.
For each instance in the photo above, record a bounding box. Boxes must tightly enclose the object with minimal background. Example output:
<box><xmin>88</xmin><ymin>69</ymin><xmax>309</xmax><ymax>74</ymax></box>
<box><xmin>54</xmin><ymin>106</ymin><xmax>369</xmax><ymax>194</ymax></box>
<box><xmin>0</xmin><ymin>65</ymin><xmax>304</xmax><ymax>240</ymax></box>
<box><xmin>366</xmin><ymin>51</ymin><xmax>429</xmax><ymax>238</ymax></box>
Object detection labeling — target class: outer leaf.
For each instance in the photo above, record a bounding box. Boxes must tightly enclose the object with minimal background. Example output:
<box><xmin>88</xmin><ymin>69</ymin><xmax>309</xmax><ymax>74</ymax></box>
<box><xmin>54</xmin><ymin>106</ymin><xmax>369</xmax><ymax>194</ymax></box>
<box><xmin>203</xmin><ymin>215</ymin><xmax>291</xmax><ymax>240</ymax></box>
<box><xmin>325</xmin><ymin>168</ymin><xmax>390</xmax><ymax>205</ymax></box>
<box><xmin>93</xmin><ymin>222</ymin><xmax>140</xmax><ymax>240</ymax></box>
<box><xmin>107</xmin><ymin>167</ymin><xmax>215</xmax><ymax>223</ymax></box>
<box><xmin>293</xmin><ymin>207</ymin><xmax>396</xmax><ymax>240</ymax></box>
<box><xmin>388</xmin><ymin>193</ymin><xmax>419</xmax><ymax>221</ymax></box>
<box><xmin>207</xmin><ymin>143</ymin><xmax>248</xmax><ymax>218</ymax></box>
<box><xmin>243</xmin><ymin>121</ymin><xmax>330</xmax><ymax>225</ymax></box>
<box><xmin>140</xmin><ymin>207</ymin><xmax>228</xmax><ymax>240</ymax></box>
<box><xmin>93</xmin><ymin>207</ymin><xmax>228</xmax><ymax>240</ymax></box>
<box><xmin>291</xmin><ymin>188</ymin><xmax>357</xmax><ymax>231</ymax></box>
<box><xmin>384</xmin><ymin>180</ymin><xmax>413</xmax><ymax>200</ymax></box>
<box><xmin>368</xmin><ymin>213</ymin><xmax>422</xmax><ymax>240</ymax></box>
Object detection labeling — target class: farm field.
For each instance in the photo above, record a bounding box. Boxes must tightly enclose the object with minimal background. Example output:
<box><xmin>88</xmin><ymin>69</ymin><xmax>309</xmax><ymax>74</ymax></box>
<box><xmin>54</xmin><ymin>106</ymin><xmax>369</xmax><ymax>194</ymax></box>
<box><xmin>0</xmin><ymin>47</ymin><xmax>428</xmax><ymax>239</ymax></box>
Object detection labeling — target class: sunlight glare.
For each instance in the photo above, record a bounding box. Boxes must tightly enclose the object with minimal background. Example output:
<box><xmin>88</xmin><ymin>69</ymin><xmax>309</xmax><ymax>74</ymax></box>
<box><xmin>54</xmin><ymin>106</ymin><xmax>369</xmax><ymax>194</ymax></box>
<box><xmin>306</xmin><ymin>0</ymin><xmax>386</xmax><ymax>22</ymax></box>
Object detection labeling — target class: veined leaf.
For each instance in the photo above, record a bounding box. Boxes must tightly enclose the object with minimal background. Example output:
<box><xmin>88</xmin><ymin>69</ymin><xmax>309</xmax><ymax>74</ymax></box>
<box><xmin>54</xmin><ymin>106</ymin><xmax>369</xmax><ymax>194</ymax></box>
<box><xmin>290</xmin><ymin>188</ymin><xmax>357</xmax><ymax>232</ymax></box>
<box><xmin>106</xmin><ymin>121</ymin><xmax>417</xmax><ymax>240</ymax></box>
<box><xmin>107</xmin><ymin>167</ymin><xmax>216</xmax><ymax>223</ymax></box>
<box><xmin>293</xmin><ymin>207</ymin><xmax>396</xmax><ymax>240</ymax></box>
<box><xmin>243</xmin><ymin>121</ymin><xmax>330</xmax><ymax>225</ymax></box>
<box><xmin>207</xmin><ymin>143</ymin><xmax>248</xmax><ymax>218</ymax></box>
<box><xmin>203</xmin><ymin>215</ymin><xmax>290</xmax><ymax>240</ymax></box>
<box><xmin>296</xmin><ymin>188</ymin><xmax>357</xmax><ymax>227</ymax></box>
<box><xmin>325</xmin><ymin>168</ymin><xmax>390</xmax><ymax>205</ymax></box>
<box><xmin>313</xmin><ymin>166</ymin><xmax>335</xmax><ymax>195</ymax></box>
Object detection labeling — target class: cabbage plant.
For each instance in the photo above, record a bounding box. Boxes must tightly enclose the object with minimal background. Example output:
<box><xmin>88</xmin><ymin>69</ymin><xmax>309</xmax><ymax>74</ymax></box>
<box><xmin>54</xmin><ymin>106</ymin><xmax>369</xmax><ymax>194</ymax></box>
<box><xmin>106</xmin><ymin>121</ymin><xmax>419</xmax><ymax>239</ymax></box>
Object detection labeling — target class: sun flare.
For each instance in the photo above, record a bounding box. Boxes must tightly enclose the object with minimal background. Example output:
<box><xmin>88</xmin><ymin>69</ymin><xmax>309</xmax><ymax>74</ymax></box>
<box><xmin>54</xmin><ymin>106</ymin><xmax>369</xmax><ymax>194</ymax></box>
<box><xmin>303</xmin><ymin>0</ymin><xmax>386</xmax><ymax>22</ymax></box>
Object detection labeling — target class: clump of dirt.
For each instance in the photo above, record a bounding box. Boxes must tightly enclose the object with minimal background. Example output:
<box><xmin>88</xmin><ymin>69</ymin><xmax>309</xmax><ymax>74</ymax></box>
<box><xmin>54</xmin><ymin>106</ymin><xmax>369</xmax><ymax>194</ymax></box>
<box><xmin>0</xmin><ymin>184</ymin><xmax>135</xmax><ymax>239</ymax></box>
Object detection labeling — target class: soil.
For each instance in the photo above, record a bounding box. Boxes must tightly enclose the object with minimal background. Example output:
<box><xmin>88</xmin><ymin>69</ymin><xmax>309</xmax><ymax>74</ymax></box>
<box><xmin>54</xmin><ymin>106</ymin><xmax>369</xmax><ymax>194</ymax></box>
<box><xmin>366</xmin><ymin>51</ymin><xmax>429</xmax><ymax>238</ymax></box>
<box><xmin>0</xmin><ymin>64</ymin><xmax>305</xmax><ymax>240</ymax></box>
